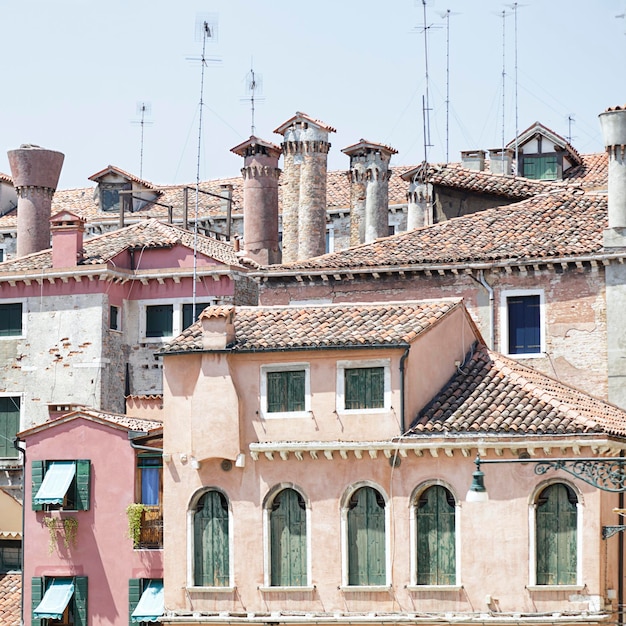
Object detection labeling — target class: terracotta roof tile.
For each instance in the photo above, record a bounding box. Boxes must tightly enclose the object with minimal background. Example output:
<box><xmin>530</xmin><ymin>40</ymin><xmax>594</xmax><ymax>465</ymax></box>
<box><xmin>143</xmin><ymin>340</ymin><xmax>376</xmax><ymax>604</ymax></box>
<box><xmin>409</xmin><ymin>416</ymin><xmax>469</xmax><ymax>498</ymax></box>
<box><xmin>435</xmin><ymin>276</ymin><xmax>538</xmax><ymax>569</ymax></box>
<box><xmin>409</xmin><ymin>344</ymin><xmax>626</xmax><ymax>438</ymax></box>
<box><xmin>0</xmin><ymin>219</ymin><xmax>251</xmax><ymax>273</ymax></box>
<box><xmin>0</xmin><ymin>173</ymin><xmax>12</xmax><ymax>185</ymax></box>
<box><xmin>0</xmin><ymin>573</ymin><xmax>21</xmax><ymax>626</ymax></box>
<box><xmin>269</xmin><ymin>189</ymin><xmax>609</xmax><ymax>272</ymax></box>
<box><xmin>161</xmin><ymin>300</ymin><xmax>462</xmax><ymax>354</ymax></box>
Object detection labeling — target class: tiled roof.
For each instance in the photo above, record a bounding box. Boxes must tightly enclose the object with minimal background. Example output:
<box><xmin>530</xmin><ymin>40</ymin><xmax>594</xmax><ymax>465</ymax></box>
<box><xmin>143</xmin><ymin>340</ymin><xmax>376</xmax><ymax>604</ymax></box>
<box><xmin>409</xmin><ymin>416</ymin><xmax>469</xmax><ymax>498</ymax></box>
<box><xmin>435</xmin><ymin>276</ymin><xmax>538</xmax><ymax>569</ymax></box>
<box><xmin>266</xmin><ymin>189</ymin><xmax>610</xmax><ymax>273</ymax></box>
<box><xmin>0</xmin><ymin>573</ymin><xmax>21</xmax><ymax>626</ymax></box>
<box><xmin>274</xmin><ymin>111</ymin><xmax>337</xmax><ymax>135</ymax></box>
<box><xmin>409</xmin><ymin>344</ymin><xmax>626</xmax><ymax>438</ymax></box>
<box><xmin>87</xmin><ymin>164</ymin><xmax>159</xmax><ymax>189</ymax></box>
<box><xmin>0</xmin><ymin>219</ymin><xmax>250</xmax><ymax>273</ymax></box>
<box><xmin>160</xmin><ymin>300</ymin><xmax>462</xmax><ymax>354</ymax></box>
<box><xmin>508</xmin><ymin>121</ymin><xmax>582</xmax><ymax>164</ymax></box>
<box><xmin>562</xmin><ymin>153</ymin><xmax>608</xmax><ymax>189</ymax></box>
<box><xmin>0</xmin><ymin>173</ymin><xmax>11</xmax><ymax>185</ymax></box>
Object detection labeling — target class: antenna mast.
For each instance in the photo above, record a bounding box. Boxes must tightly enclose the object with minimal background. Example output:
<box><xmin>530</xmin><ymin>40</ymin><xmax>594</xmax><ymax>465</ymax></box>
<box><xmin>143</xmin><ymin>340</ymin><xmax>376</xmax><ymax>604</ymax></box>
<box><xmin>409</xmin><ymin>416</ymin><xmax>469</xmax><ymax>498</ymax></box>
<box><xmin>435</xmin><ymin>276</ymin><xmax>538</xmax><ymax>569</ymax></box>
<box><xmin>132</xmin><ymin>101</ymin><xmax>152</xmax><ymax>179</ymax></box>
<box><xmin>242</xmin><ymin>63</ymin><xmax>264</xmax><ymax>136</ymax></box>
<box><xmin>421</xmin><ymin>0</ymin><xmax>433</xmax><ymax>164</ymax></box>
<box><xmin>438</xmin><ymin>9</ymin><xmax>459</xmax><ymax>164</ymax></box>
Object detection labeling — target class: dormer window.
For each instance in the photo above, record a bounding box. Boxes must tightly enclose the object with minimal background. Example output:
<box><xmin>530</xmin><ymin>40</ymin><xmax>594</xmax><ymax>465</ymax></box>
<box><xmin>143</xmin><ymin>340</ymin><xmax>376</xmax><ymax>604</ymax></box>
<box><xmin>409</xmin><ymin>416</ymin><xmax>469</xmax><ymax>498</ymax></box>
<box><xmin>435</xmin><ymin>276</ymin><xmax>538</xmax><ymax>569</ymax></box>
<box><xmin>522</xmin><ymin>155</ymin><xmax>558</xmax><ymax>180</ymax></box>
<box><xmin>100</xmin><ymin>181</ymin><xmax>131</xmax><ymax>212</ymax></box>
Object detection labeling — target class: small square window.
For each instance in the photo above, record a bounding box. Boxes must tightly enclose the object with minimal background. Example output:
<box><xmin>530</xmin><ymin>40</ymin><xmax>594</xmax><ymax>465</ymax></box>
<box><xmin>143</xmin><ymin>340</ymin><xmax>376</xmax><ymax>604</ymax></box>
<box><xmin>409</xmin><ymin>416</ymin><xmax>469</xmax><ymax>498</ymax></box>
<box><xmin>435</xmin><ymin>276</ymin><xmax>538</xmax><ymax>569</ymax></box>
<box><xmin>0</xmin><ymin>303</ymin><xmax>22</xmax><ymax>337</ymax></box>
<box><xmin>261</xmin><ymin>364</ymin><xmax>310</xmax><ymax>418</ymax></box>
<box><xmin>337</xmin><ymin>360</ymin><xmax>391</xmax><ymax>414</ymax></box>
<box><xmin>145</xmin><ymin>305</ymin><xmax>173</xmax><ymax>338</ymax></box>
<box><xmin>182</xmin><ymin>302</ymin><xmax>212</xmax><ymax>330</ymax></box>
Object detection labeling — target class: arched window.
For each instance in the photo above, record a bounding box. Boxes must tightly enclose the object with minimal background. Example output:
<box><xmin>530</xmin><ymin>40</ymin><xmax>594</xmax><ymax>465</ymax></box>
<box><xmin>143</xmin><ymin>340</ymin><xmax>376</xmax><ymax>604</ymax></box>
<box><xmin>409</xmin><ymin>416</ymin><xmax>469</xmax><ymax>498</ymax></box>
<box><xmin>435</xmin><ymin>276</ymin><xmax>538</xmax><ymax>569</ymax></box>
<box><xmin>347</xmin><ymin>486</ymin><xmax>386</xmax><ymax>586</ymax></box>
<box><xmin>415</xmin><ymin>485</ymin><xmax>456</xmax><ymax>585</ymax></box>
<box><xmin>536</xmin><ymin>483</ymin><xmax>577</xmax><ymax>585</ymax></box>
<box><xmin>270</xmin><ymin>488</ymin><xmax>307</xmax><ymax>586</ymax></box>
<box><xmin>194</xmin><ymin>490</ymin><xmax>229</xmax><ymax>587</ymax></box>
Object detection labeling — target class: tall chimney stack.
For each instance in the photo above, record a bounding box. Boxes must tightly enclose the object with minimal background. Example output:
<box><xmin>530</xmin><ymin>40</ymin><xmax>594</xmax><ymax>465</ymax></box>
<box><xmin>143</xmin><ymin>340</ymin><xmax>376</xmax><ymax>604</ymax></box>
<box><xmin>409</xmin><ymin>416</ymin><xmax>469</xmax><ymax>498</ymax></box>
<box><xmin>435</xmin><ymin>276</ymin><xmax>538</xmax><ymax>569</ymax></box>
<box><xmin>342</xmin><ymin>140</ymin><xmax>397</xmax><ymax>245</ymax></box>
<box><xmin>8</xmin><ymin>144</ymin><xmax>64</xmax><ymax>257</ymax></box>
<box><xmin>231</xmin><ymin>136</ymin><xmax>282</xmax><ymax>265</ymax></box>
<box><xmin>600</xmin><ymin>106</ymin><xmax>626</xmax><ymax>243</ymax></box>
<box><xmin>274</xmin><ymin>112</ymin><xmax>335</xmax><ymax>262</ymax></box>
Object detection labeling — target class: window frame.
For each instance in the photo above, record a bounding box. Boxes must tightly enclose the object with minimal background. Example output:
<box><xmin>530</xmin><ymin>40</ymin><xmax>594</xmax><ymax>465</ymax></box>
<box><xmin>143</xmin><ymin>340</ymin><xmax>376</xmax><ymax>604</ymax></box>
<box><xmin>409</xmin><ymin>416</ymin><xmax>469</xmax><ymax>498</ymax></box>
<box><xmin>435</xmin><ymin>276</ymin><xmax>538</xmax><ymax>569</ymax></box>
<box><xmin>187</xmin><ymin>488</ymin><xmax>234</xmax><ymax>590</ymax></box>
<box><xmin>340</xmin><ymin>482</ymin><xmax>390</xmax><ymax>589</ymax></box>
<box><xmin>263</xmin><ymin>485</ymin><xmax>311</xmax><ymax>589</ymax></box>
<box><xmin>0</xmin><ymin>394</ymin><xmax>22</xmax><ymax>460</ymax></box>
<box><xmin>140</xmin><ymin>299</ymin><xmax>216</xmax><ymax>342</ymax></box>
<box><xmin>31</xmin><ymin>575</ymin><xmax>88</xmax><ymax>626</ymax></box>
<box><xmin>0</xmin><ymin>300</ymin><xmax>25</xmax><ymax>339</ymax></box>
<box><xmin>500</xmin><ymin>290</ymin><xmax>545</xmax><ymax>358</ymax></box>
<box><xmin>528</xmin><ymin>480</ymin><xmax>583</xmax><ymax>589</ymax></box>
<box><xmin>336</xmin><ymin>359</ymin><xmax>391</xmax><ymax>415</ymax></box>
<box><xmin>109</xmin><ymin>305</ymin><xmax>121</xmax><ymax>332</ymax></box>
<box><xmin>409</xmin><ymin>482</ymin><xmax>461</xmax><ymax>589</ymax></box>
<box><xmin>260</xmin><ymin>363</ymin><xmax>311</xmax><ymax>419</ymax></box>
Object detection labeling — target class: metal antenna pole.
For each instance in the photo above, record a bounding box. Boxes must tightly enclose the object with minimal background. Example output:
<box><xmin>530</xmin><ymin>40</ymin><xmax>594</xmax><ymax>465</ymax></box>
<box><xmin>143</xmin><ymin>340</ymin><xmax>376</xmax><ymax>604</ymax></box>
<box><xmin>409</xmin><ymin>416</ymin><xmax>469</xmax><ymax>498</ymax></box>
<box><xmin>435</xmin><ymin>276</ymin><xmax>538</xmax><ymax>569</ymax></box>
<box><xmin>422</xmin><ymin>0</ymin><xmax>432</xmax><ymax>163</ymax></box>
<box><xmin>501</xmin><ymin>9</ymin><xmax>506</xmax><ymax>175</ymax></box>
<box><xmin>444</xmin><ymin>8</ymin><xmax>450</xmax><ymax>163</ymax></box>
<box><xmin>131</xmin><ymin>102</ymin><xmax>152</xmax><ymax>179</ymax></box>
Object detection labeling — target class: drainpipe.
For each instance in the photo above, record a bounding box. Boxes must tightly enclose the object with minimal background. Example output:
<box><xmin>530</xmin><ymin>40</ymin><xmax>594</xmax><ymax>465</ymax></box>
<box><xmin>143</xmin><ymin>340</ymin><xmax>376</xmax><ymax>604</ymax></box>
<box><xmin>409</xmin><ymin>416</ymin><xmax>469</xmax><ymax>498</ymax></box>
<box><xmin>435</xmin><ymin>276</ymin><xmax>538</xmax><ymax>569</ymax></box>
<box><xmin>399</xmin><ymin>347</ymin><xmax>410</xmax><ymax>434</ymax></box>
<box><xmin>128</xmin><ymin>432</ymin><xmax>162</xmax><ymax>454</ymax></box>
<box><xmin>13</xmin><ymin>436</ymin><xmax>25</xmax><ymax>626</ymax></box>
<box><xmin>472</xmin><ymin>270</ymin><xmax>495</xmax><ymax>350</ymax></box>
<box><xmin>620</xmin><ymin>451</ymin><xmax>624</xmax><ymax>626</ymax></box>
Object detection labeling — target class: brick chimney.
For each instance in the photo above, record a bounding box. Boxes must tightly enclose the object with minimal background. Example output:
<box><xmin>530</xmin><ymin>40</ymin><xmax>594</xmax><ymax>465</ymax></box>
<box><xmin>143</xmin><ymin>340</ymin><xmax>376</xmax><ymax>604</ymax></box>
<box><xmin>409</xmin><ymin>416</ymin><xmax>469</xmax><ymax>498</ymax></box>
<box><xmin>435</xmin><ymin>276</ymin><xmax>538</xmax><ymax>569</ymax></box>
<box><xmin>200</xmin><ymin>305</ymin><xmax>236</xmax><ymax>350</ymax></box>
<box><xmin>7</xmin><ymin>144</ymin><xmax>64</xmax><ymax>257</ymax></box>
<box><xmin>274</xmin><ymin>112</ymin><xmax>336</xmax><ymax>262</ymax></box>
<box><xmin>342</xmin><ymin>140</ymin><xmax>397</xmax><ymax>245</ymax></box>
<box><xmin>231</xmin><ymin>136</ymin><xmax>282</xmax><ymax>265</ymax></box>
<box><xmin>461</xmin><ymin>150</ymin><xmax>486</xmax><ymax>171</ymax></box>
<box><xmin>50</xmin><ymin>210</ymin><xmax>85</xmax><ymax>268</ymax></box>
<box><xmin>401</xmin><ymin>165</ymin><xmax>433</xmax><ymax>230</ymax></box>
<box><xmin>488</xmin><ymin>148</ymin><xmax>514</xmax><ymax>176</ymax></box>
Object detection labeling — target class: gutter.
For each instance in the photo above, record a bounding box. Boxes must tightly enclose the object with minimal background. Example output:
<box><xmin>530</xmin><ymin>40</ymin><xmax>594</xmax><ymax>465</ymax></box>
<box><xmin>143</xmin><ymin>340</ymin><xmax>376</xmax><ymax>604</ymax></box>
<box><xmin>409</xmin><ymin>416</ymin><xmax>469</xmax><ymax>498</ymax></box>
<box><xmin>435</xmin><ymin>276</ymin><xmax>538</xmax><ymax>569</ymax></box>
<box><xmin>128</xmin><ymin>431</ymin><xmax>162</xmax><ymax>454</ymax></box>
<box><xmin>471</xmin><ymin>270</ymin><xmax>495</xmax><ymax>350</ymax></box>
<box><xmin>399</xmin><ymin>347</ymin><xmax>410</xmax><ymax>434</ymax></box>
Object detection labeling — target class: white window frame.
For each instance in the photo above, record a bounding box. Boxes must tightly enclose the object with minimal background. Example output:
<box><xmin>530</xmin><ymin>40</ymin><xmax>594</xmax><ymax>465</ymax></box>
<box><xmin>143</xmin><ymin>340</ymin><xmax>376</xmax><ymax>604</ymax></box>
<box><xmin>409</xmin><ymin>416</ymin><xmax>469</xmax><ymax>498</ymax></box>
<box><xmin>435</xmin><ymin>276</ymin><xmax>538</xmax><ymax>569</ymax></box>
<box><xmin>0</xmin><ymin>298</ymin><xmax>26</xmax><ymax>340</ymax></box>
<box><xmin>260</xmin><ymin>363</ymin><xmax>311</xmax><ymax>419</ymax></box>
<box><xmin>186</xmin><ymin>487</ymin><xmax>235</xmax><ymax>591</ymax></box>
<box><xmin>261</xmin><ymin>483</ymin><xmax>312</xmax><ymax>590</ymax></box>
<box><xmin>340</xmin><ymin>481</ymin><xmax>391</xmax><ymax>590</ymax></box>
<box><xmin>325</xmin><ymin>224</ymin><xmax>335</xmax><ymax>254</ymax></box>
<box><xmin>408</xmin><ymin>481</ymin><xmax>462</xmax><ymax>589</ymax></box>
<box><xmin>109</xmin><ymin>304</ymin><xmax>121</xmax><ymax>332</ymax></box>
<box><xmin>0</xmin><ymin>393</ymin><xmax>23</xmax><ymax>462</ymax></box>
<box><xmin>527</xmin><ymin>480</ymin><xmax>583</xmax><ymax>590</ymax></box>
<box><xmin>500</xmin><ymin>289</ymin><xmax>545</xmax><ymax>358</ymax></box>
<box><xmin>336</xmin><ymin>358</ymin><xmax>391</xmax><ymax>415</ymax></box>
<box><xmin>140</xmin><ymin>298</ymin><xmax>215</xmax><ymax>342</ymax></box>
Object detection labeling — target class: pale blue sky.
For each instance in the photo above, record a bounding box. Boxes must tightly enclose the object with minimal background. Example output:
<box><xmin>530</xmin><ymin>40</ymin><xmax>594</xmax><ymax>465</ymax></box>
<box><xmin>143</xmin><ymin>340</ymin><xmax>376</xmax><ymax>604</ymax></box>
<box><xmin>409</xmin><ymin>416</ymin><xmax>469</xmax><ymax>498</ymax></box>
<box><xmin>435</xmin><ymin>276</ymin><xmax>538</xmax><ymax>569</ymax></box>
<box><xmin>1</xmin><ymin>0</ymin><xmax>624</xmax><ymax>190</ymax></box>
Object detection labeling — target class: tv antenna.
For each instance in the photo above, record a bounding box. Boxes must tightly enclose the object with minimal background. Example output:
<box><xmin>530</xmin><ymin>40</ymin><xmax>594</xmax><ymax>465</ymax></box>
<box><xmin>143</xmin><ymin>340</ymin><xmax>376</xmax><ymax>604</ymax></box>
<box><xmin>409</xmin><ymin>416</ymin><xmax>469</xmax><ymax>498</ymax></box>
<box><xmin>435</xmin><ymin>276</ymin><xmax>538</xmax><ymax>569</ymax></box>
<box><xmin>507</xmin><ymin>3</ymin><xmax>526</xmax><ymax>175</ymax></box>
<box><xmin>187</xmin><ymin>13</ymin><xmax>220</xmax><ymax>310</ymax></box>
<box><xmin>437</xmin><ymin>9</ymin><xmax>460</xmax><ymax>163</ymax></box>
<box><xmin>131</xmin><ymin>101</ymin><xmax>152</xmax><ymax>179</ymax></box>
<box><xmin>493</xmin><ymin>7</ymin><xmax>512</xmax><ymax>175</ymax></box>
<box><xmin>567</xmin><ymin>114</ymin><xmax>576</xmax><ymax>144</ymax></box>
<box><xmin>241</xmin><ymin>63</ymin><xmax>265</xmax><ymax>136</ymax></box>
<box><xmin>412</xmin><ymin>0</ymin><xmax>441</xmax><ymax>165</ymax></box>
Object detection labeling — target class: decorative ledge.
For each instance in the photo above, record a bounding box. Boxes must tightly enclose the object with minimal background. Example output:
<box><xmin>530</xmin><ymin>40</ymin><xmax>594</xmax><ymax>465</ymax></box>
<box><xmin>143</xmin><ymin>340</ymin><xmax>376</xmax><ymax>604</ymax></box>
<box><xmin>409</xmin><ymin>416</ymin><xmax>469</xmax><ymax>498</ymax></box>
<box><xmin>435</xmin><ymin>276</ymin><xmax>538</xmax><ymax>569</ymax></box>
<box><xmin>186</xmin><ymin>586</ymin><xmax>236</xmax><ymax>594</ymax></box>
<box><xmin>406</xmin><ymin>585</ymin><xmax>463</xmax><ymax>592</ymax></box>
<box><xmin>526</xmin><ymin>585</ymin><xmax>585</xmax><ymax>592</ymax></box>
<box><xmin>340</xmin><ymin>585</ymin><xmax>392</xmax><ymax>593</ymax></box>
<box><xmin>258</xmin><ymin>586</ymin><xmax>315</xmax><ymax>593</ymax></box>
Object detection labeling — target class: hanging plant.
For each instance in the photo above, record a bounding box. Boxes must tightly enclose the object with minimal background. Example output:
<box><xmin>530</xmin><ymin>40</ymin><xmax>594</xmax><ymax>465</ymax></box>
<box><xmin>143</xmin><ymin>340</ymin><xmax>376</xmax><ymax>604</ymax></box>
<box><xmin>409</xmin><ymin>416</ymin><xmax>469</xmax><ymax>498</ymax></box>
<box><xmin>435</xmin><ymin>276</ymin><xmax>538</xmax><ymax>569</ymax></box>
<box><xmin>42</xmin><ymin>516</ymin><xmax>78</xmax><ymax>553</ymax></box>
<box><xmin>62</xmin><ymin>517</ymin><xmax>79</xmax><ymax>550</ymax></box>
<box><xmin>126</xmin><ymin>503</ymin><xmax>148</xmax><ymax>546</ymax></box>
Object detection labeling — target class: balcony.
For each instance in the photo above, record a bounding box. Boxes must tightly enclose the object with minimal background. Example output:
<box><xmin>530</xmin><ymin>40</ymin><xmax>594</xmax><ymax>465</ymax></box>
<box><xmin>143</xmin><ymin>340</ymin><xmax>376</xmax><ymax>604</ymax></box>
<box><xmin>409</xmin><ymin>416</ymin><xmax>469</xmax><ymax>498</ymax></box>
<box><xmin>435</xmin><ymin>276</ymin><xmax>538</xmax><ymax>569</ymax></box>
<box><xmin>137</xmin><ymin>505</ymin><xmax>163</xmax><ymax>549</ymax></box>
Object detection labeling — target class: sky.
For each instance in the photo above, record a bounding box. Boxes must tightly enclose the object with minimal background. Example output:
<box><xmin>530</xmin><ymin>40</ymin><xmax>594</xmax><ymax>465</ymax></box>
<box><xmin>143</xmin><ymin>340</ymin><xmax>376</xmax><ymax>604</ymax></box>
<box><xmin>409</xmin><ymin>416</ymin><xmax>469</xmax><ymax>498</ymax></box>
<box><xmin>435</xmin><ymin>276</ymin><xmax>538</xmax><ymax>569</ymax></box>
<box><xmin>1</xmin><ymin>0</ymin><xmax>625</xmax><ymax>191</ymax></box>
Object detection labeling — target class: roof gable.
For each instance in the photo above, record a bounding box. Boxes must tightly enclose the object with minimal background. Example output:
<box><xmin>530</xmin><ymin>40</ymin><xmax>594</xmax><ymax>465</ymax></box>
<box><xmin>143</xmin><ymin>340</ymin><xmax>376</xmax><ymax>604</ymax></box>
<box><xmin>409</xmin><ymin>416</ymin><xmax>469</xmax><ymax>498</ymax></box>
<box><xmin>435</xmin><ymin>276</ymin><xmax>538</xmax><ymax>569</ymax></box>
<box><xmin>509</xmin><ymin>121</ymin><xmax>582</xmax><ymax>165</ymax></box>
<box><xmin>88</xmin><ymin>165</ymin><xmax>158</xmax><ymax>189</ymax></box>
<box><xmin>274</xmin><ymin>111</ymin><xmax>337</xmax><ymax>136</ymax></box>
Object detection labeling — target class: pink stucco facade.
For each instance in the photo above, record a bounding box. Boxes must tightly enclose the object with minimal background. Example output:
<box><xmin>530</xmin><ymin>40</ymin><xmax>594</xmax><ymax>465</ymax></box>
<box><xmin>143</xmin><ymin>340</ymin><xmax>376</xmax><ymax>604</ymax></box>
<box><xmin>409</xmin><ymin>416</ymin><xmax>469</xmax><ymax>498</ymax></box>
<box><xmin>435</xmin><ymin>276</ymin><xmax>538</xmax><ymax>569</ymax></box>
<box><xmin>20</xmin><ymin>414</ymin><xmax>162</xmax><ymax>626</ymax></box>
<box><xmin>161</xmin><ymin>302</ymin><xmax>623</xmax><ymax>625</ymax></box>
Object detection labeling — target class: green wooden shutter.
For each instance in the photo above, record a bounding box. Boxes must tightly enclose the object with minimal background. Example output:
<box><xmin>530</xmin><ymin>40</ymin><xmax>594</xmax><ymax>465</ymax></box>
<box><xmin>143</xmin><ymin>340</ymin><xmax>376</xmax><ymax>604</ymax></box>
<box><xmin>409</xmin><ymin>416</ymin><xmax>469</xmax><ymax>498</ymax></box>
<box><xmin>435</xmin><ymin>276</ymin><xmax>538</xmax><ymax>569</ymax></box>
<box><xmin>270</xmin><ymin>489</ymin><xmax>306</xmax><ymax>586</ymax></box>
<box><xmin>345</xmin><ymin>368</ymin><xmax>384</xmax><ymax>410</ymax></box>
<box><xmin>129</xmin><ymin>578</ymin><xmax>142</xmax><ymax>625</ymax></box>
<box><xmin>31</xmin><ymin>577</ymin><xmax>43</xmax><ymax>626</ymax></box>
<box><xmin>0</xmin><ymin>397</ymin><xmax>19</xmax><ymax>458</ymax></box>
<box><xmin>536</xmin><ymin>484</ymin><xmax>577</xmax><ymax>585</ymax></box>
<box><xmin>74</xmin><ymin>576</ymin><xmax>88</xmax><ymax>626</ymax></box>
<box><xmin>32</xmin><ymin>460</ymin><xmax>44</xmax><ymax>511</ymax></box>
<box><xmin>416</xmin><ymin>486</ymin><xmax>455</xmax><ymax>585</ymax></box>
<box><xmin>267</xmin><ymin>371</ymin><xmax>305</xmax><ymax>413</ymax></box>
<box><xmin>348</xmin><ymin>487</ymin><xmax>385</xmax><ymax>585</ymax></box>
<box><xmin>75</xmin><ymin>460</ymin><xmax>91</xmax><ymax>511</ymax></box>
<box><xmin>0</xmin><ymin>303</ymin><xmax>22</xmax><ymax>336</ymax></box>
<box><xmin>194</xmin><ymin>491</ymin><xmax>229</xmax><ymax>586</ymax></box>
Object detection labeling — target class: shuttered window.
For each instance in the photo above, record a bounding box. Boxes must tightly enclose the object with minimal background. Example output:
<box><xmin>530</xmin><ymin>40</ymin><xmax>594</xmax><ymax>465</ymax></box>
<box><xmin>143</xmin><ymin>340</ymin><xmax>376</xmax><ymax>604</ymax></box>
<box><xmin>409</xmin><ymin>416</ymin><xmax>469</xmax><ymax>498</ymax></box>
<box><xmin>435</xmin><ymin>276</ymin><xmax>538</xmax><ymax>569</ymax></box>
<box><xmin>31</xmin><ymin>460</ymin><xmax>91</xmax><ymax>512</ymax></box>
<box><xmin>507</xmin><ymin>295</ymin><xmax>541</xmax><ymax>354</ymax></box>
<box><xmin>182</xmin><ymin>302</ymin><xmax>212</xmax><ymax>329</ymax></box>
<box><xmin>270</xmin><ymin>489</ymin><xmax>307</xmax><ymax>586</ymax></box>
<box><xmin>523</xmin><ymin>155</ymin><xmax>558</xmax><ymax>180</ymax></box>
<box><xmin>0</xmin><ymin>303</ymin><xmax>22</xmax><ymax>336</ymax></box>
<box><xmin>267</xmin><ymin>370</ymin><xmax>305</xmax><ymax>413</ymax></box>
<box><xmin>0</xmin><ymin>397</ymin><xmax>19</xmax><ymax>458</ymax></box>
<box><xmin>536</xmin><ymin>483</ymin><xmax>577</xmax><ymax>585</ymax></box>
<box><xmin>32</xmin><ymin>576</ymin><xmax>88</xmax><ymax>626</ymax></box>
<box><xmin>347</xmin><ymin>487</ymin><xmax>386</xmax><ymax>586</ymax></box>
<box><xmin>145</xmin><ymin>305</ymin><xmax>173</xmax><ymax>338</ymax></box>
<box><xmin>344</xmin><ymin>367</ymin><xmax>384</xmax><ymax>410</ymax></box>
<box><xmin>194</xmin><ymin>491</ymin><xmax>229</xmax><ymax>587</ymax></box>
<box><xmin>416</xmin><ymin>486</ymin><xmax>456</xmax><ymax>585</ymax></box>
